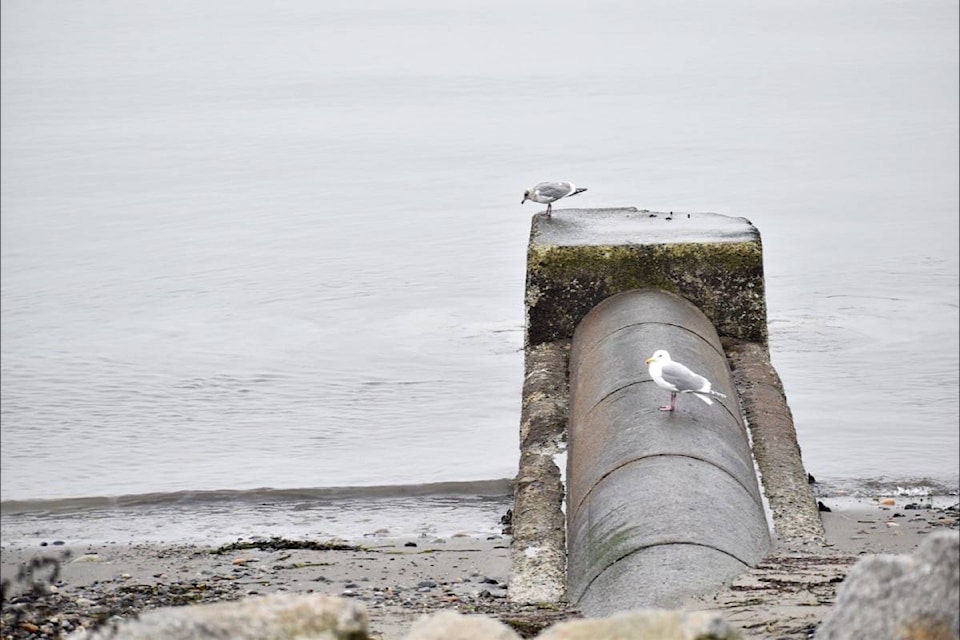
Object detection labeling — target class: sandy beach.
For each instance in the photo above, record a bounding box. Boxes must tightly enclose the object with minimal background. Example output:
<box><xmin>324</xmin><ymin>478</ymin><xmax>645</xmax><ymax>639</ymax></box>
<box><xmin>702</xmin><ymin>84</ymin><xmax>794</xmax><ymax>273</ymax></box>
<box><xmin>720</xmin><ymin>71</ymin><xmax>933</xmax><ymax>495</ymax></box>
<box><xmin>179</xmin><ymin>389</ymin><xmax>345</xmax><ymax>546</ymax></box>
<box><xmin>2</xmin><ymin>496</ymin><xmax>957</xmax><ymax>639</ymax></box>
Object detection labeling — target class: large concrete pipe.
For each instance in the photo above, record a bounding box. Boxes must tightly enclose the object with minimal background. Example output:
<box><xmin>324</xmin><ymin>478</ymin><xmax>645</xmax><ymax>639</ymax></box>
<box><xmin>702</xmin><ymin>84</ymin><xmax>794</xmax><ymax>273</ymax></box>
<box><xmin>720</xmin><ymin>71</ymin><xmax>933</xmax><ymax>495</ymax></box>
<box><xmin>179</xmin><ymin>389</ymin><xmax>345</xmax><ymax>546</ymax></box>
<box><xmin>567</xmin><ymin>288</ymin><xmax>771</xmax><ymax>616</ymax></box>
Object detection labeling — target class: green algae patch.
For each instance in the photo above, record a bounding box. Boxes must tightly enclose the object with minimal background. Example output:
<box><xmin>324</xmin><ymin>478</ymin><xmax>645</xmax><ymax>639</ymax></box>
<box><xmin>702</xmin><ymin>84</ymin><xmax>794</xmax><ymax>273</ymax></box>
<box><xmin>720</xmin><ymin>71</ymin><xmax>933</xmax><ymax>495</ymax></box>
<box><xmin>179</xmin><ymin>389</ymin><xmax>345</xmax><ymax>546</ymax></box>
<box><xmin>525</xmin><ymin>241</ymin><xmax>766</xmax><ymax>346</ymax></box>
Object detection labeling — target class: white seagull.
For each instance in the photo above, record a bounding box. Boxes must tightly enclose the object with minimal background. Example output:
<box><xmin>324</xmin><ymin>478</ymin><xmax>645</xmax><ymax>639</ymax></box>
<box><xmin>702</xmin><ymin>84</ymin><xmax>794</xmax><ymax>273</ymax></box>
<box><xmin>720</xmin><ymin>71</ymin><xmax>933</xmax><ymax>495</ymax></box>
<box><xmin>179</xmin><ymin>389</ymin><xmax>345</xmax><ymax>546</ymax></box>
<box><xmin>521</xmin><ymin>181</ymin><xmax>587</xmax><ymax>217</ymax></box>
<box><xmin>645</xmin><ymin>349</ymin><xmax>727</xmax><ymax>412</ymax></box>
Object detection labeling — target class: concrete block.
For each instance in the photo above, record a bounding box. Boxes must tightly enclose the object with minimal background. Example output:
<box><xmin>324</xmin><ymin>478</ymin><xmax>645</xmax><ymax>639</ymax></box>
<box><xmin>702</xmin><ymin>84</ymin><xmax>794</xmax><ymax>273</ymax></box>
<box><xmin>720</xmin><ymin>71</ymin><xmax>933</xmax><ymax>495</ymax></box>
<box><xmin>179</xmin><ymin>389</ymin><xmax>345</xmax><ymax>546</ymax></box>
<box><xmin>525</xmin><ymin>209</ymin><xmax>765</xmax><ymax>347</ymax></box>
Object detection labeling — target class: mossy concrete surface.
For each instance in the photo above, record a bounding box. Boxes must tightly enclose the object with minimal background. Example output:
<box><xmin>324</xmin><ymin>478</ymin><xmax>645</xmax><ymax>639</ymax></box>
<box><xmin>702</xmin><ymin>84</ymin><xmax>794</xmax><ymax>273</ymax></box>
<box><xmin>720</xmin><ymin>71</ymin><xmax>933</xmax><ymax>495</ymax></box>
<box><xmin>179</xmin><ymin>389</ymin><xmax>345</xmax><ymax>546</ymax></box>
<box><xmin>525</xmin><ymin>209</ymin><xmax>766</xmax><ymax>346</ymax></box>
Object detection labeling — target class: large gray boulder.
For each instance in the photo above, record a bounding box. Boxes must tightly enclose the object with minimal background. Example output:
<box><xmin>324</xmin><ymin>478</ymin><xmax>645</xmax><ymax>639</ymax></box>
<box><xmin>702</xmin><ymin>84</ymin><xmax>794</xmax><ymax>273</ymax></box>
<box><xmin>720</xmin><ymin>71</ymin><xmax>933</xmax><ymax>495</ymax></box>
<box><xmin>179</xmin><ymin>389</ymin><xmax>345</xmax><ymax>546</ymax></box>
<box><xmin>816</xmin><ymin>529</ymin><xmax>959</xmax><ymax>640</ymax></box>
<box><xmin>535</xmin><ymin>609</ymin><xmax>742</xmax><ymax>639</ymax></box>
<box><xmin>68</xmin><ymin>593</ymin><xmax>369</xmax><ymax>640</ymax></box>
<box><xmin>401</xmin><ymin>610</ymin><xmax>520</xmax><ymax>640</ymax></box>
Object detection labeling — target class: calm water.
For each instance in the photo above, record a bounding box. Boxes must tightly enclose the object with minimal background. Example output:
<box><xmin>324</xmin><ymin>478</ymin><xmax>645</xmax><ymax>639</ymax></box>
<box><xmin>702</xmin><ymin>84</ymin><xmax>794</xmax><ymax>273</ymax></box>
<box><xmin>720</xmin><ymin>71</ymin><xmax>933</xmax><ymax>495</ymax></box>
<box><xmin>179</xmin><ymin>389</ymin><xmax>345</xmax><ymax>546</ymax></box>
<box><xmin>2</xmin><ymin>0</ymin><xmax>957</xmax><ymax>542</ymax></box>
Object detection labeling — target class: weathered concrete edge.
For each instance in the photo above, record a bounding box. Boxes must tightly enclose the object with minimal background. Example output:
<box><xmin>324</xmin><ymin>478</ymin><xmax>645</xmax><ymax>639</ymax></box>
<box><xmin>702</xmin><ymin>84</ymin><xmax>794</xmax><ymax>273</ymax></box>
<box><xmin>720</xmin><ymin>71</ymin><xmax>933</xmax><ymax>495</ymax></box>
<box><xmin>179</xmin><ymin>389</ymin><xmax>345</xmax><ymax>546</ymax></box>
<box><xmin>723</xmin><ymin>337</ymin><xmax>827</xmax><ymax>549</ymax></box>
<box><xmin>508</xmin><ymin>341</ymin><xmax>570</xmax><ymax>604</ymax></box>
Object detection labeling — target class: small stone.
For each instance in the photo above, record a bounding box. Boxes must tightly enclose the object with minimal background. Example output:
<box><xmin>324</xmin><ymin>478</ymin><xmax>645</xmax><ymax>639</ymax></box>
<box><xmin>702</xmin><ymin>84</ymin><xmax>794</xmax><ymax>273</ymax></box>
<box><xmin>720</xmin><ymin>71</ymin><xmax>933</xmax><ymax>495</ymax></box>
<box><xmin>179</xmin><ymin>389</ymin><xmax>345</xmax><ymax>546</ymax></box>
<box><xmin>880</xmin><ymin>498</ymin><xmax>896</xmax><ymax>506</ymax></box>
<box><xmin>71</xmin><ymin>554</ymin><xmax>102</xmax><ymax>563</ymax></box>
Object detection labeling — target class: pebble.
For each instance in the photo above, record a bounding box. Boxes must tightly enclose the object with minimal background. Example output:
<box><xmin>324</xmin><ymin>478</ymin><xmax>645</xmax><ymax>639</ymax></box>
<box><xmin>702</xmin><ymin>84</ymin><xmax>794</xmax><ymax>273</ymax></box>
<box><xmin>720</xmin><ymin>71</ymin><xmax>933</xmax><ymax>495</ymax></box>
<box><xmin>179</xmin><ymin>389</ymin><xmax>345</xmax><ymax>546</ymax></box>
<box><xmin>71</xmin><ymin>554</ymin><xmax>102</xmax><ymax>563</ymax></box>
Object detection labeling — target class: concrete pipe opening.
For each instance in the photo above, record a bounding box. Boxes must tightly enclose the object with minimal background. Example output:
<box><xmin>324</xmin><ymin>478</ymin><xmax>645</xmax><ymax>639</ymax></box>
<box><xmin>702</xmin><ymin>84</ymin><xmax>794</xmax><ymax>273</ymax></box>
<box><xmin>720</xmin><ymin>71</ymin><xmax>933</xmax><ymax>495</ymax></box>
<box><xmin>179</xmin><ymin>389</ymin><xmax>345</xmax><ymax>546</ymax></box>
<box><xmin>566</xmin><ymin>288</ymin><xmax>771</xmax><ymax>616</ymax></box>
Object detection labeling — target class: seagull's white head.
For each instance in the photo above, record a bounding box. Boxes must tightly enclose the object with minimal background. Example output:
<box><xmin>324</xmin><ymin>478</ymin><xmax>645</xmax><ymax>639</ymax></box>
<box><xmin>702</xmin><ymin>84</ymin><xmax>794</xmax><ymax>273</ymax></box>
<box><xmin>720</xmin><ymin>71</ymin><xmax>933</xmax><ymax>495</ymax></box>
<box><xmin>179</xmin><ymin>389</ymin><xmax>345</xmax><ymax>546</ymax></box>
<box><xmin>645</xmin><ymin>349</ymin><xmax>671</xmax><ymax>365</ymax></box>
<box><xmin>521</xmin><ymin>189</ymin><xmax>531</xmax><ymax>204</ymax></box>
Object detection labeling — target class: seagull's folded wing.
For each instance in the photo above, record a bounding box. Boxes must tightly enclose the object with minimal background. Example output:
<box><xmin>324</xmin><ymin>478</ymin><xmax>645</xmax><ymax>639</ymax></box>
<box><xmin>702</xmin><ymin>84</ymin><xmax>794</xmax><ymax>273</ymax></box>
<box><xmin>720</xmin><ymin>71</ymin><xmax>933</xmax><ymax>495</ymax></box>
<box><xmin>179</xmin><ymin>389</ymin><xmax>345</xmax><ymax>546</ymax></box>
<box><xmin>660</xmin><ymin>362</ymin><xmax>708</xmax><ymax>393</ymax></box>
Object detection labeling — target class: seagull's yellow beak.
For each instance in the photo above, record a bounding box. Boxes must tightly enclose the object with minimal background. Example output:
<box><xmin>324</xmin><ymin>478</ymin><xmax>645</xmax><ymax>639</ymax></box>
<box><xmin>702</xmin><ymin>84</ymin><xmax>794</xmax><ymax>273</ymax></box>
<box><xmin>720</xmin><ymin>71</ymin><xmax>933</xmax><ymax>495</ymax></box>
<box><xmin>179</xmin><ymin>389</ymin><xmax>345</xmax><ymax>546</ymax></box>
<box><xmin>644</xmin><ymin>357</ymin><xmax>654</xmax><ymax>364</ymax></box>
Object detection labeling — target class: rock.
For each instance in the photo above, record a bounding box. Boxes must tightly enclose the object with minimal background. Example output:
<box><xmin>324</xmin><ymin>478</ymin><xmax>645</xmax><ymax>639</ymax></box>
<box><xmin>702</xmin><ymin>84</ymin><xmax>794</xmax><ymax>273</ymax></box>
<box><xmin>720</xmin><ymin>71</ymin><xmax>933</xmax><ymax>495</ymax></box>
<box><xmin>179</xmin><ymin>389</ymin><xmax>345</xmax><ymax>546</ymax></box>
<box><xmin>535</xmin><ymin>610</ymin><xmax>742</xmax><ymax>639</ymax></box>
<box><xmin>67</xmin><ymin>593</ymin><xmax>370</xmax><ymax>640</ymax></box>
<box><xmin>816</xmin><ymin>529</ymin><xmax>959</xmax><ymax>640</ymax></box>
<box><xmin>70</xmin><ymin>554</ymin><xmax>102</xmax><ymax>563</ymax></box>
<box><xmin>402</xmin><ymin>610</ymin><xmax>521</xmax><ymax>640</ymax></box>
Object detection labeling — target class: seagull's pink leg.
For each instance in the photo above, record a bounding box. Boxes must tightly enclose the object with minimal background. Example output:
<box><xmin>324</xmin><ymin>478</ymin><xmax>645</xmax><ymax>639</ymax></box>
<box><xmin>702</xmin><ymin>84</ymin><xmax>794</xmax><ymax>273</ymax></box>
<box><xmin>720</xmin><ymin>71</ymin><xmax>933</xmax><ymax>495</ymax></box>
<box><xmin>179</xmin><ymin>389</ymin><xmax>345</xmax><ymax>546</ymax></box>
<box><xmin>659</xmin><ymin>392</ymin><xmax>677</xmax><ymax>412</ymax></box>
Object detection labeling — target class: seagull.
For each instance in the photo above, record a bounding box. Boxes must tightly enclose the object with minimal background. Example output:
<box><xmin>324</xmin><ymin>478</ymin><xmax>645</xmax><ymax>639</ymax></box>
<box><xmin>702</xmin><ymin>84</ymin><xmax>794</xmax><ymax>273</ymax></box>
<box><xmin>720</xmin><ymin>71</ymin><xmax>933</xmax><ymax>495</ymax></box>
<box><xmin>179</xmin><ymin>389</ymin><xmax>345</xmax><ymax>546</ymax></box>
<box><xmin>645</xmin><ymin>349</ymin><xmax>727</xmax><ymax>412</ymax></box>
<box><xmin>521</xmin><ymin>181</ymin><xmax>587</xmax><ymax>217</ymax></box>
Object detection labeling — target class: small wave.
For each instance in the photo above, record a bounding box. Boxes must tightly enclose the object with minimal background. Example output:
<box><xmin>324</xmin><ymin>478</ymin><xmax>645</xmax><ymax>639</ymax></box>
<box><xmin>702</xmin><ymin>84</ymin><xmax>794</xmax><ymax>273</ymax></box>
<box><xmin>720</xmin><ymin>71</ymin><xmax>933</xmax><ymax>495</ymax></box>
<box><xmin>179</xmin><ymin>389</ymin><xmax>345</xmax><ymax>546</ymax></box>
<box><xmin>0</xmin><ymin>478</ymin><xmax>515</xmax><ymax>517</ymax></box>
<box><xmin>810</xmin><ymin>476</ymin><xmax>959</xmax><ymax>499</ymax></box>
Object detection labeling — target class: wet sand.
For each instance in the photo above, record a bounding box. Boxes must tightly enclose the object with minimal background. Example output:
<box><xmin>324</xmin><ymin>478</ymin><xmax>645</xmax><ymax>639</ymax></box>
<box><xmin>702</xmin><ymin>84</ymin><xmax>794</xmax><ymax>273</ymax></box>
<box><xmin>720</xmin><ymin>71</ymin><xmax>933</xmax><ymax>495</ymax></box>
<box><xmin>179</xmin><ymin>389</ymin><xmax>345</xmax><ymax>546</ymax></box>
<box><xmin>683</xmin><ymin>496</ymin><xmax>959</xmax><ymax>638</ymax></box>
<box><xmin>2</xmin><ymin>497</ymin><xmax>957</xmax><ymax>639</ymax></box>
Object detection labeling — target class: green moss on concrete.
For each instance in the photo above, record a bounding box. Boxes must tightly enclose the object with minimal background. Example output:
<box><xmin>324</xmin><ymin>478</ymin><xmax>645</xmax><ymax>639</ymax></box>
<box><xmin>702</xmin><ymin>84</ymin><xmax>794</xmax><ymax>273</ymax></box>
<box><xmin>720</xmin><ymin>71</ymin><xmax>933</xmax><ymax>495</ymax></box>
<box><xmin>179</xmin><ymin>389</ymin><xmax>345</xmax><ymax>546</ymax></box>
<box><xmin>568</xmin><ymin>519</ymin><xmax>645</xmax><ymax>602</ymax></box>
<box><xmin>525</xmin><ymin>241</ymin><xmax>766</xmax><ymax>346</ymax></box>
<box><xmin>593</xmin><ymin>525</ymin><xmax>641</xmax><ymax>565</ymax></box>
<box><xmin>528</xmin><ymin>242</ymin><xmax>761</xmax><ymax>289</ymax></box>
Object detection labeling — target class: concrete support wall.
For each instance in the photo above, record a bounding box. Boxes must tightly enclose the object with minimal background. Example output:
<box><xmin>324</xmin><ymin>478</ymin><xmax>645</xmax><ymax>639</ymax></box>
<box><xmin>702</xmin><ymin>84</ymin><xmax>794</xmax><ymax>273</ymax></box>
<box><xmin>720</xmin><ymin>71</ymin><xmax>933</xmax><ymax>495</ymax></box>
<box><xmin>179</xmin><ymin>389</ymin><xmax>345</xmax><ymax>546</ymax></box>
<box><xmin>567</xmin><ymin>289</ymin><xmax>771</xmax><ymax>615</ymax></box>
<box><xmin>724</xmin><ymin>338</ymin><xmax>827</xmax><ymax>547</ymax></box>
<box><xmin>508</xmin><ymin>342</ymin><xmax>570</xmax><ymax>603</ymax></box>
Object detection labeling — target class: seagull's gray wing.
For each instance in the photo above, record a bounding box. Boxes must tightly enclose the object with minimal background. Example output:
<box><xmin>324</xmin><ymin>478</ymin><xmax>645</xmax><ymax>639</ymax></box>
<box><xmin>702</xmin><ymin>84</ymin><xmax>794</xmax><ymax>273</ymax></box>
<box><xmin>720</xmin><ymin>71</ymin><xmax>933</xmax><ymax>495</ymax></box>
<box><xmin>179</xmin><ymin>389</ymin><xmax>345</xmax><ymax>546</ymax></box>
<box><xmin>535</xmin><ymin>182</ymin><xmax>573</xmax><ymax>200</ymax></box>
<box><xmin>660</xmin><ymin>361</ymin><xmax>708</xmax><ymax>392</ymax></box>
